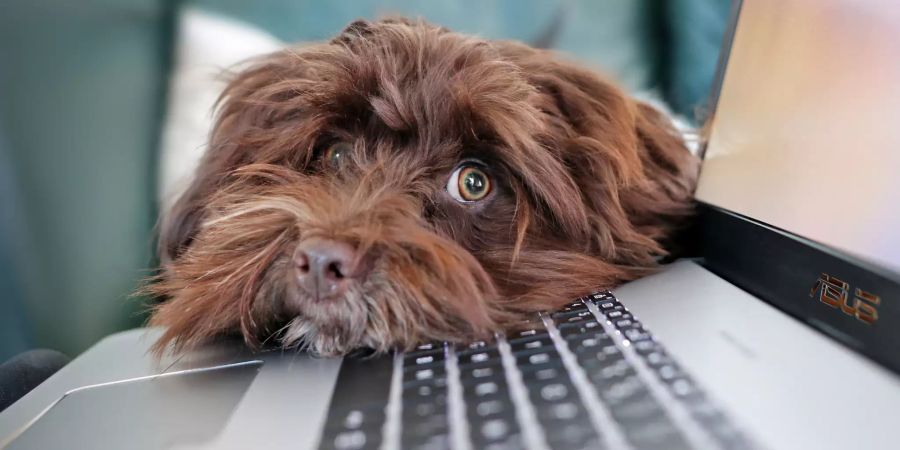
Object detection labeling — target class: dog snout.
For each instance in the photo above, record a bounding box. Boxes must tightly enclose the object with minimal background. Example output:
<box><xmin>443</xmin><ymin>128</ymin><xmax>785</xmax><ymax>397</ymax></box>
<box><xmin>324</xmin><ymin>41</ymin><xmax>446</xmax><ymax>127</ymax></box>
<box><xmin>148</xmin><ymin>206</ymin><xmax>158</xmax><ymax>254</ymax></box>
<box><xmin>293</xmin><ymin>237</ymin><xmax>361</xmax><ymax>301</ymax></box>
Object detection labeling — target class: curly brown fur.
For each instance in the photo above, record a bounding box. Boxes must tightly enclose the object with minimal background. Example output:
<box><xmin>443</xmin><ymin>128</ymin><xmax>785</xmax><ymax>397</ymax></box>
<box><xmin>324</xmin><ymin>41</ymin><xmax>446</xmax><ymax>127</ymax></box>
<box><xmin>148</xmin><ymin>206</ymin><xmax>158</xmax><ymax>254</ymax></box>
<box><xmin>146</xmin><ymin>18</ymin><xmax>699</xmax><ymax>356</ymax></box>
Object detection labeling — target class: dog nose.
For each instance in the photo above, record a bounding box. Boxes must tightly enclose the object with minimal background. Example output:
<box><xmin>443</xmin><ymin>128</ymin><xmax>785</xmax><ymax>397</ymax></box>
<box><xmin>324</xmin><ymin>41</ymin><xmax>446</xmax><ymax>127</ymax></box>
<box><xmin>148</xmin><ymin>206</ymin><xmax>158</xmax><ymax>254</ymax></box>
<box><xmin>293</xmin><ymin>237</ymin><xmax>358</xmax><ymax>300</ymax></box>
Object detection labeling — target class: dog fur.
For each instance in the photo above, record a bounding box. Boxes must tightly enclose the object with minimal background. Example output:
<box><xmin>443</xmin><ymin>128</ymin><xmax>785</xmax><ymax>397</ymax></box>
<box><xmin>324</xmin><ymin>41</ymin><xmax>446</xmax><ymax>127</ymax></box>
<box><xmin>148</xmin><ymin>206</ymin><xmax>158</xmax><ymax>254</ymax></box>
<box><xmin>146</xmin><ymin>19</ymin><xmax>699</xmax><ymax>356</ymax></box>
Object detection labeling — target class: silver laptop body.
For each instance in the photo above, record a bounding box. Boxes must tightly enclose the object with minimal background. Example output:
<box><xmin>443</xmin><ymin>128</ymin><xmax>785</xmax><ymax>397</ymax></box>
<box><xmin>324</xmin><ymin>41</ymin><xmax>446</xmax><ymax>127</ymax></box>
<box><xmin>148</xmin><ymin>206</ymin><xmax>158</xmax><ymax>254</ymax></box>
<box><xmin>2</xmin><ymin>0</ymin><xmax>899</xmax><ymax>448</ymax></box>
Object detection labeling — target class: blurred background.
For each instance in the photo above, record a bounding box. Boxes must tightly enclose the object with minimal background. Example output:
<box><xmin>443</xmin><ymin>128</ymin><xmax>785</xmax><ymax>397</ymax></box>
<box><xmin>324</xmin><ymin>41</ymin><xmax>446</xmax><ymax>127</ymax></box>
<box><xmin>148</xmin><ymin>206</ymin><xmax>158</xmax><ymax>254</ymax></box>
<box><xmin>0</xmin><ymin>0</ymin><xmax>733</xmax><ymax>361</ymax></box>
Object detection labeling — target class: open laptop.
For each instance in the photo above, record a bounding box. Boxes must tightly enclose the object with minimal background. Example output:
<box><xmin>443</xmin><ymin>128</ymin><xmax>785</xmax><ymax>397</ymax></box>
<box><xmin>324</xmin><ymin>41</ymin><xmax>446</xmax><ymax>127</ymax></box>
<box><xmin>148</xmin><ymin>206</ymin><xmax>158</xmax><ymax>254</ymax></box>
<box><xmin>2</xmin><ymin>0</ymin><xmax>899</xmax><ymax>448</ymax></box>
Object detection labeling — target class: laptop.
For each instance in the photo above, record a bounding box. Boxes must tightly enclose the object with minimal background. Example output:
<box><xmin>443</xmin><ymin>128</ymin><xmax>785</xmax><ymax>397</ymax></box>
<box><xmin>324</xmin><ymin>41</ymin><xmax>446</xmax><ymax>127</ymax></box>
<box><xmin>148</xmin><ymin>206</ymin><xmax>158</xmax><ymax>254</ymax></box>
<box><xmin>2</xmin><ymin>0</ymin><xmax>899</xmax><ymax>448</ymax></box>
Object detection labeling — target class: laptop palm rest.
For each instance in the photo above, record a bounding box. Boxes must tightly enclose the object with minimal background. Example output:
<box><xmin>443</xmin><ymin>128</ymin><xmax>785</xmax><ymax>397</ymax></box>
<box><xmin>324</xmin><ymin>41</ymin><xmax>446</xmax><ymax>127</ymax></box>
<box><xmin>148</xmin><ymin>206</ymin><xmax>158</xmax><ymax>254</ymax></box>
<box><xmin>4</xmin><ymin>360</ymin><xmax>263</xmax><ymax>450</ymax></box>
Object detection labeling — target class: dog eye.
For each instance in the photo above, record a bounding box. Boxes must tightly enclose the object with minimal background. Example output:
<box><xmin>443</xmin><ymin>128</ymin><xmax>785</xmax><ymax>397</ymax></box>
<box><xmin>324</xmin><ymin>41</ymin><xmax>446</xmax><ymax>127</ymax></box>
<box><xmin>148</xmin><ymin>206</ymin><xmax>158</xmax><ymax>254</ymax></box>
<box><xmin>322</xmin><ymin>141</ymin><xmax>351</xmax><ymax>168</ymax></box>
<box><xmin>447</xmin><ymin>164</ymin><xmax>492</xmax><ymax>202</ymax></box>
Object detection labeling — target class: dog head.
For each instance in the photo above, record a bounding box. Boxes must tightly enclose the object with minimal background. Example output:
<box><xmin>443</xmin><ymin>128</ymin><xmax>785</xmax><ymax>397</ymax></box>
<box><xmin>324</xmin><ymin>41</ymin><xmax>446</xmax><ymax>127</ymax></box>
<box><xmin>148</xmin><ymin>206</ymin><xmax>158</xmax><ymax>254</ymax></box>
<box><xmin>148</xmin><ymin>19</ymin><xmax>698</xmax><ymax>355</ymax></box>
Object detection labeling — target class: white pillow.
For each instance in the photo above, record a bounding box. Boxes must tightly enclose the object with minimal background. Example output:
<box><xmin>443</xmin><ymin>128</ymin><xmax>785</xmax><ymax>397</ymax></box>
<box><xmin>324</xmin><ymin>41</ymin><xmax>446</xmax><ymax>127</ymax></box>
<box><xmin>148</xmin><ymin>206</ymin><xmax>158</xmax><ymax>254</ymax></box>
<box><xmin>158</xmin><ymin>8</ymin><xmax>284</xmax><ymax>212</ymax></box>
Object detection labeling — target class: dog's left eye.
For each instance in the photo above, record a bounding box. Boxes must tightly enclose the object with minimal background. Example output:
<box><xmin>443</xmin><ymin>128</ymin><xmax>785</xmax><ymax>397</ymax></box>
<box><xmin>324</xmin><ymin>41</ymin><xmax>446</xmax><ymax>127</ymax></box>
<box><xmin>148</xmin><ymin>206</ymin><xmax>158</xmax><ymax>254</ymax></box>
<box><xmin>447</xmin><ymin>164</ymin><xmax>492</xmax><ymax>203</ymax></box>
<box><xmin>322</xmin><ymin>141</ymin><xmax>351</xmax><ymax>168</ymax></box>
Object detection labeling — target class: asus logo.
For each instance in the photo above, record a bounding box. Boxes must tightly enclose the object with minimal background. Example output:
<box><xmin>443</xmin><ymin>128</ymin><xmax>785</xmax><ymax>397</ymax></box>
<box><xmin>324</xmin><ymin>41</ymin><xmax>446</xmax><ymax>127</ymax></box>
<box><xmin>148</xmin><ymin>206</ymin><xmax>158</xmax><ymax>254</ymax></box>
<box><xmin>809</xmin><ymin>273</ymin><xmax>880</xmax><ymax>325</ymax></box>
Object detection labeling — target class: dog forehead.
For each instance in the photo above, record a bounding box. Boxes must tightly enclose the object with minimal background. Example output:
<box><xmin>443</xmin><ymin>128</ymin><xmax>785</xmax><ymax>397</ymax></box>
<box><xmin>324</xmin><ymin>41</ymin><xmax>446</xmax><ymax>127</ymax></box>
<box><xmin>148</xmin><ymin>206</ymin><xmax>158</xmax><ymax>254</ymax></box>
<box><xmin>326</xmin><ymin>24</ymin><xmax>541</xmax><ymax>150</ymax></box>
<box><xmin>297</xmin><ymin>22</ymin><xmax>576</xmax><ymax>209</ymax></box>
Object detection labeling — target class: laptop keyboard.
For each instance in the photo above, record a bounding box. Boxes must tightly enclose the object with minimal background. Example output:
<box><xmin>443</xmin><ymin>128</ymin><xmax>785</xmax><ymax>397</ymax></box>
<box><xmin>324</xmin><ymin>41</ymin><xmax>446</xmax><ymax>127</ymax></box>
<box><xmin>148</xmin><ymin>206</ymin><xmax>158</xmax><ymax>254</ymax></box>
<box><xmin>319</xmin><ymin>292</ymin><xmax>755</xmax><ymax>450</ymax></box>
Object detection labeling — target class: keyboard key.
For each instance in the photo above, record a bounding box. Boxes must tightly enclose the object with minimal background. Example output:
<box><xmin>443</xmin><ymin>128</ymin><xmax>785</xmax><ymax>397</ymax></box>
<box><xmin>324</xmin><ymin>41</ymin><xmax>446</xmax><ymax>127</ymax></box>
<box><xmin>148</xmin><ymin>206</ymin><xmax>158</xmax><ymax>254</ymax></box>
<box><xmin>458</xmin><ymin>355</ymin><xmax>504</xmax><ymax>372</ymax></box>
<box><xmin>414</xmin><ymin>342</ymin><xmax>441</xmax><ymax>351</ymax></box>
<box><xmin>473</xmin><ymin>380</ymin><xmax>503</xmax><ymax>397</ymax></box>
<box><xmin>321</xmin><ymin>404</ymin><xmax>386</xmax><ymax>434</ymax></box>
<box><xmin>406</xmin><ymin>382</ymin><xmax>447</xmax><ymax>399</ymax></box>
<box><xmin>612</xmin><ymin>392</ymin><xmax>668</xmax><ymax>422</ymax></box>
<box><xmin>543</xmin><ymin>421</ymin><xmax>603</xmax><ymax>450</ymax></box>
<box><xmin>623</xmin><ymin>328</ymin><xmax>651</xmax><ymax>342</ymax></box>
<box><xmin>330</xmin><ymin>429</ymin><xmax>372</xmax><ymax>450</ymax></box>
<box><xmin>597</xmin><ymin>301</ymin><xmax>617</xmax><ymax>310</ymax></box>
<box><xmin>474</xmin><ymin>426</ymin><xmax>522</xmax><ymax>449</ymax></box>
<box><xmin>479</xmin><ymin>418</ymin><xmax>513</xmax><ymax>441</ymax></box>
<box><xmin>590</xmin><ymin>291</ymin><xmax>615</xmax><ymax>302</ymax></box>
<box><xmin>402</xmin><ymin>376</ymin><xmax>448</xmax><ymax>391</ymax></box>
<box><xmin>459</xmin><ymin>364</ymin><xmax>502</xmax><ymax>382</ymax></box>
<box><xmin>645</xmin><ymin>351</ymin><xmax>675</xmax><ymax>369</ymax></box>
<box><xmin>402</xmin><ymin>433</ymin><xmax>450</xmax><ymax>450</ymax></box>
<box><xmin>403</xmin><ymin>358</ymin><xmax>445</xmax><ymax>373</ymax></box>
<box><xmin>587</xmin><ymin>359</ymin><xmax>636</xmax><ymax>385</ymax></box>
<box><xmin>550</xmin><ymin>308</ymin><xmax>594</xmax><ymax>321</ymax></box>
<box><xmin>633</xmin><ymin>340</ymin><xmax>657</xmax><ymax>354</ymax></box>
<box><xmin>463</xmin><ymin>385</ymin><xmax>511</xmax><ymax>408</ymax></box>
<box><xmin>555</xmin><ymin>300</ymin><xmax>590</xmax><ymax>314</ymax></box>
<box><xmin>404</xmin><ymin>343</ymin><xmax>445</xmax><ymax>359</ymax></box>
<box><xmin>520</xmin><ymin>365</ymin><xmax>565</xmax><ymax>384</ymax></box>
<box><xmin>597</xmin><ymin>374</ymin><xmax>647</xmax><ymax>406</ymax></box>
<box><xmin>403</xmin><ymin>388</ymin><xmax>447</xmax><ymax>408</ymax></box>
<box><xmin>515</xmin><ymin>350</ymin><xmax>563</xmax><ymax>372</ymax></box>
<box><xmin>595</xmin><ymin>302</ymin><xmax>626</xmax><ymax>317</ymax></box>
<box><xmin>557</xmin><ymin>320</ymin><xmax>603</xmax><ymax>338</ymax></box>
<box><xmin>459</xmin><ymin>340</ymin><xmax>494</xmax><ymax>352</ymax></box>
<box><xmin>508</xmin><ymin>327</ymin><xmax>549</xmax><ymax>342</ymax></box>
<box><xmin>536</xmin><ymin>400</ymin><xmax>582</xmax><ymax>421</ymax></box>
<box><xmin>509</xmin><ymin>336</ymin><xmax>554</xmax><ymax>355</ymax></box>
<box><xmin>657</xmin><ymin>364</ymin><xmax>682</xmax><ymax>381</ymax></box>
<box><xmin>457</xmin><ymin>349</ymin><xmax>500</xmax><ymax>366</ymax></box>
<box><xmin>529</xmin><ymin>380</ymin><xmax>577</xmax><ymax>404</ymax></box>
<box><xmin>624</xmin><ymin>416</ymin><xmax>689</xmax><ymax>450</ymax></box>
<box><xmin>403</xmin><ymin>350</ymin><xmax>445</xmax><ymax>367</ymax></box>
<box><xmin>405</xmin><ymin>399</ymin><xmax>441</xmax><ymax>419</ymax></box>
<box><xmin>402</xmin><ymin>409</ymin><xmax>448</xmax><ymax>433</ymax></box>
<box><xmin>567</xmin><ymin>332</ymin><xmax>612</xmax><ymax>352</ymax></box>
<box><xmin>669</xmin><ymin>378</ymin><xmax>699</xmax><ymax>398</ymax></box>
<box><xmin>554</xmin><ymin>310</ymin><xmax>597</xmax><ymax>326</ymax></box>
<box><xmin>576</xmin><ymin>345</ymin><xmax>626</xmax><ymax>371</ymax></box>
<box><xmin>402</xmin><ymin>365</ymin><xmax>446</xmax><ymax>384</ymax></box>
<box><xmin>471</xmin><ymin>398</ymin><xmax>510</xmax><ymax>418</ymax></box>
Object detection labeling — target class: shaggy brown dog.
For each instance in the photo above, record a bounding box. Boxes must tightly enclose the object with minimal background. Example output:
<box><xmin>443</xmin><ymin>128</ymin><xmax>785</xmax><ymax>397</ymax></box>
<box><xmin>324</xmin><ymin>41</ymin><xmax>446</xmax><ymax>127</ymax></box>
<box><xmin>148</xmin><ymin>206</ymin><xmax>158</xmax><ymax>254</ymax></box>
<box><xmin>147</xmin><ymin>19</ymin><xmax>699</xmax><ymax>356</ymax></box>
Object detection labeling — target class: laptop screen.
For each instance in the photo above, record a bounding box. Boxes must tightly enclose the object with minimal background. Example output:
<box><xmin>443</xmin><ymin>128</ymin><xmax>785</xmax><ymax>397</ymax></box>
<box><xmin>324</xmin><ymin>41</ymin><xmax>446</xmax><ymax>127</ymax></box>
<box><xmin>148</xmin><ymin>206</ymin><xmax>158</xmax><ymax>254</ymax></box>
<box><xmin>695</xmin><ymin>0</ymin><xmax>900</xmax><ymax>277</ymax></box>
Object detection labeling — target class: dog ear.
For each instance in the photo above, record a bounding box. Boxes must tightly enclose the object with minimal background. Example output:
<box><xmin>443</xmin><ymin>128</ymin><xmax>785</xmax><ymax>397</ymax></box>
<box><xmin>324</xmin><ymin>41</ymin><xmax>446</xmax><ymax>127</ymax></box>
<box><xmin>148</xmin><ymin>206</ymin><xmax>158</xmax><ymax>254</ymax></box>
<box><xmin>159</xmin><ymin>47</ymin><xmax>327</xmax><ymax>262</ymax></box>
<box><xmin>331</xmin><ymin>20</ymin><xmax>375</xmax><ymax>45</ymax></box>
<box><xmin>331</xmin><ymin>18</ymin><xmax>441</xmax><ymax>47</ymax></box>
<box><xmin>498</xmin><ymin>43</ymin><xmax>699</xmax><ymax>266</ymax></box>
<box><xmin>157</xmin><ymin>78</ymin><xmax>258</xmax><ymax>262</ymax></box>
<box><xmin>158</xmin><ymin>159</ymin><xmax>222</xmax><ymax>262</ymax></box>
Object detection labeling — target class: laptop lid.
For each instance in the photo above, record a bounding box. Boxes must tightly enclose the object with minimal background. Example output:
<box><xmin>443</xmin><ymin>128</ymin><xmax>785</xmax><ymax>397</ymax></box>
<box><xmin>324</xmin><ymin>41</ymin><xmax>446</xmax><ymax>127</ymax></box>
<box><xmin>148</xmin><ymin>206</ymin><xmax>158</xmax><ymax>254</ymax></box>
<box><xmin>695</xmin><ymin>0</ymin><xmax>900</xmax><ymax>374</ymax></box>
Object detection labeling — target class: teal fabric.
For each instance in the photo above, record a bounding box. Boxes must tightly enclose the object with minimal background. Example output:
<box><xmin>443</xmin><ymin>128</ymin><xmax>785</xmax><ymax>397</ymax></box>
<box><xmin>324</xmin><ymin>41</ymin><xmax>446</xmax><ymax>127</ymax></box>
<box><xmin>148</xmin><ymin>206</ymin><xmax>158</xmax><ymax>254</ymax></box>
<box><xmin>0</xmin><ymin>127</ymin><xmax>32</xmax><ymax>362</ymax></box>
<box><xmin>185</xmin><ymin>0</ymin><xmax>732</xmax><ymax>116</ymax></box>
<box><xmin>187</xmin><ymin>0</ymin><xmax>660</xmax><ymax>92</ymax></box>
<box><xmin>0</xmin><ymin>0</ymin><xmax>173</xmax><ymax>356</ymax></box>
<box><xmin>661</xmin><ymin>0</ymin><xmax>734</xmax><ymax>120</ymax></box>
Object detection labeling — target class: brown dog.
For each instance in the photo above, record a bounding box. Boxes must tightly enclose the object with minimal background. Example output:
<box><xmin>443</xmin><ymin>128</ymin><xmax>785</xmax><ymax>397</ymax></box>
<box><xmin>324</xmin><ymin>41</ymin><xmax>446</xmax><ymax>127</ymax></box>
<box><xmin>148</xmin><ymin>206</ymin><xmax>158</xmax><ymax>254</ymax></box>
<box><xmin>147</xmin><ymin>19</ymin><xmax>698</xmax><ymax>356</ymax></box>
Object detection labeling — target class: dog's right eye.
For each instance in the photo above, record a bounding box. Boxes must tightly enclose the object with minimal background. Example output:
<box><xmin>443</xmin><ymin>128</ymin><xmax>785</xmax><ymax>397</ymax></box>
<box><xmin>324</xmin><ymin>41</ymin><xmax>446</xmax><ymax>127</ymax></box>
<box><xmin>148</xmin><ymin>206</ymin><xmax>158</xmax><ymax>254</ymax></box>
<box><xmin>321</xmin><ymin>141</ymin><xmax>351</xmax><ymax>168</ymax></box>
<box><xmin>447</xmin><ymin>164</ymin><xmax>492</xmax><ymax>203</ymax></box>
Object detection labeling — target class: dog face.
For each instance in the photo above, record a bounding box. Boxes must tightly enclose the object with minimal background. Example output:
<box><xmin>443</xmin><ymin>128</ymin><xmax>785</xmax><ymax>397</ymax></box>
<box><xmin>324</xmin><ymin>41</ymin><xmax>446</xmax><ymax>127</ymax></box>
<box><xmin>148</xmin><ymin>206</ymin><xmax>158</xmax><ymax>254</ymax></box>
<box><xmin>148</xmin><ymin>19</ymin><xmax>698</xmax><ymax>355</ymax></box>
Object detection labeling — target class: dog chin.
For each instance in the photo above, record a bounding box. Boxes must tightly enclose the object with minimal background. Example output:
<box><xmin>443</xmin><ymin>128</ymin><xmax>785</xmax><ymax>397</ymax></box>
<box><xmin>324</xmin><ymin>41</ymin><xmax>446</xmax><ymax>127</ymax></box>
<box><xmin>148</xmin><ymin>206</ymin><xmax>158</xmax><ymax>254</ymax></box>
<box><xmin>278</xmin><ymin>290</ymin><xmax>371</xmax><ymax>356</ymax></box>
<box><xmin>280</xmin><ymin>316</ymin><xmax>363</xmax><ymax>356</ymax></box>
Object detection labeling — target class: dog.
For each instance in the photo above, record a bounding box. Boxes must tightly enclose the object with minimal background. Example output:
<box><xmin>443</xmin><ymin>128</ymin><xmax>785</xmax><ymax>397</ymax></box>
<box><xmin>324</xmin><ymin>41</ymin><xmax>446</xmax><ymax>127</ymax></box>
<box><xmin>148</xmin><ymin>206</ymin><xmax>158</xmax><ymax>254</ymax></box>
<box><xmin>147</xmin><ymin>18</ymin><xmax>699</xmax><ymax>356</ymax></box>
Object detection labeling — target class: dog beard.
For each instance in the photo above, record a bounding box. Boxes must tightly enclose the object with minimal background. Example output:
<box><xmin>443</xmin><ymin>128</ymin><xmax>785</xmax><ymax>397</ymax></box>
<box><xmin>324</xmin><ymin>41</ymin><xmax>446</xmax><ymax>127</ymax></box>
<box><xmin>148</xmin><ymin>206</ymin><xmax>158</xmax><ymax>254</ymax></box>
<box><xmin>146</xmin><ymin>18</ymin><xmax>698</xmax><ymax>356</ymax></box>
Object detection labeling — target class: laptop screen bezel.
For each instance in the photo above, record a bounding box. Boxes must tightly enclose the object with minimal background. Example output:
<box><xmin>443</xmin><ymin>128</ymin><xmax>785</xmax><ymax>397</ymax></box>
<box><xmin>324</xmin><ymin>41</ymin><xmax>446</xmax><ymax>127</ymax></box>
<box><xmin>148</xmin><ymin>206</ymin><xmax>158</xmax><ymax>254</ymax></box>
<box><xmin>694</xmin><ymin>0</ymin><xmax>900</xmax><ymax>376</ymax></box>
